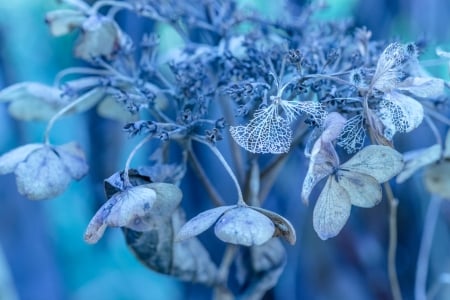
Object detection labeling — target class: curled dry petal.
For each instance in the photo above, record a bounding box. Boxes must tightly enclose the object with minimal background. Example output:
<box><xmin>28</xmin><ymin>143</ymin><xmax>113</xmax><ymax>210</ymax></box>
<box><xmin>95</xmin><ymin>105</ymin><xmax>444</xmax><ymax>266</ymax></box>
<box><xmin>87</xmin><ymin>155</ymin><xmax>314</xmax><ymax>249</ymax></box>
<box><xmin>252</xmin><ymin>207</ymin><xmax>296</xmax><ymax>245</ymax></box>
<box><xmin>85</xmin><ymin>183</ymin><xmax>182</xmax><ymax>243</ymax></box>
<box><xmin>214</xmin><ymin>207</ymin><xmax>275</xmax><ymax>246</ymax></box>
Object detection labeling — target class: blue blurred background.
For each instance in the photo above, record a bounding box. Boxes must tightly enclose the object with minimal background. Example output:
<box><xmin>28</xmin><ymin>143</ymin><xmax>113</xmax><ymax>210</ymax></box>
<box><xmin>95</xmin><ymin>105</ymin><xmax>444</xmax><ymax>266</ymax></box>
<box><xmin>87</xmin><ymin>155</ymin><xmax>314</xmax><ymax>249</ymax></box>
<box><xmin>0</xmin><ymin>0</ymin><xmax>450</xmax><ymax>299</ymax></box>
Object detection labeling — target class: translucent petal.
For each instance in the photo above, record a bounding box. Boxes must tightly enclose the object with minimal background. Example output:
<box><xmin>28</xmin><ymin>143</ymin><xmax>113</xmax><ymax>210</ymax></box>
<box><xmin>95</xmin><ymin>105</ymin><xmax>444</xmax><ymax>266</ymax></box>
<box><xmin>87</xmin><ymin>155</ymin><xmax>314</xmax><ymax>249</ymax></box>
<box><xmin>341</xmin><ymin>145</ymin><xmax>403</xmax><ymax>183</ymax></box>
<box><xmin>313</xmin><ymin>177</ymin><xmax>351</xmax><ymax>240</ymax></box>
<box><xmin>15</xmin><ymin>146</ymin><xmax>71</xmax><ymax>200</ymax></box>
<box><xmin>230</xmin><ymin>105</ymin><xmax>292</xmax><ymax>154</ymax></box>
<box><xmin>214</xmin><ymin>207</ymin><xmax>275</xmax><ymax>246</ymax></box>
<box><xmin>424</xmin><ymin>161</ymin><xmax>450</xmax><ymax>199</ymax></box>
<box><xmin>55</xmin><ymin>142</ymin><xmax>89</xmax><ymax>180</ymax></box>
<box><xmin>282</xmin><ymin>100</ymin><xmax>327</xmax><ymax>124</ymax></box>
<box><xmin>251</xmin><ymin>207</ymin><xmax>296</xmax><ymax>244</ymax></box>
<box><xmin>175</xmin><ymin>205</ymin><xmax>234</xmax><ymax>242</ymax></box>
<box><xmin>84</xmin><ymin>186</ymin><xmax>159</xmax><ymax>243</ymax></box>
<box><xmin>301</xmin><ymin>139</ymin><xmax>339</xmax><ymax>204</ymax></box>
<box><xmin>372</xmin><ymin>43</ymin><xmax>409</xmax><ymax>92</ymax></box>
<box><xmin>396</xmin><ymin>144</ymin><xmax>441</xmax><ymax>183</ymax></box>
<box><xmin>397</xmin><ymin>77</ymin><xmax>445</xmax><ymax>99</ymax></box>
<box><xmin>338</xmin><ymin>171</ymin><xmax>382</xmax><ymax>208</ymax></box>
<box><xmin>0</xmin><ymin>143</ymin><xmax>42</xmax><ymax>175</ymax></box>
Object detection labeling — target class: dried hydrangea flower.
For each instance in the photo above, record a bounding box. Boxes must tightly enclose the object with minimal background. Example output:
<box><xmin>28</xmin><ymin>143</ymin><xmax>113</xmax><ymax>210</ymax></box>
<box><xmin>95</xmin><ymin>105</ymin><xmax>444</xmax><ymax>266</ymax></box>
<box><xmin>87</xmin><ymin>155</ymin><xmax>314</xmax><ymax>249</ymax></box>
<box><xmin>84</xmin><ymin>182</ymin><xmax>182</xmax><ymax>243</ymax></box>
<box><xmin>175</xmin><ymin>204</ymin><xmax>296</xmax><ymax>247</ymax></box>
<box><xmin>0</xmin><ymin>142</ymin><xmax>89</xmax><ymax>200</ymax></box>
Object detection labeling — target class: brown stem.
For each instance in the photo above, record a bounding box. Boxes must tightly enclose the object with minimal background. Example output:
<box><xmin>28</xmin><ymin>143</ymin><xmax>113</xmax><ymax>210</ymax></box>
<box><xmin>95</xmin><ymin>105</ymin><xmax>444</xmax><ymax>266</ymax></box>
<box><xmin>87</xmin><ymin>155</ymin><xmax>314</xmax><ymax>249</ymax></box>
<box><xmin>384</xmin><ymin>181</ymin><xmax>403</xmax><ymax>300</ymax></box>
<box><xmin>187</xmin><ymin>144</ymin><xmax>225</xmax><ymax>207</ymax></box>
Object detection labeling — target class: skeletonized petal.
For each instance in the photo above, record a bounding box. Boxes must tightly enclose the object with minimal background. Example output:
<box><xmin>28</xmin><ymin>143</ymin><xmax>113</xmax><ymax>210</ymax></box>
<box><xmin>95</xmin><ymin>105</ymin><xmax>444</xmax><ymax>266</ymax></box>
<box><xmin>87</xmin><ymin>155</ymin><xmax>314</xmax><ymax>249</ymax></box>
<box><xmin>230</xmin><ymin>105</ymin><xmax>292</xmax><ymax>154</ymax></box>
<box><xmin>175</xmin><ymin>205</ymin><xmax>234</xmax><ymax>242</ymax></box>
<box><xmin>341</xmin><ymin>145</ymin><xmax>403</xmax><ymax>183</ymax></box>
<box><xmin>313</xmin><ymin>178</ymin><xmax>351</xmax><ymax>240</ymax></box>
<box><xmin>0</xmin><ymin>143</ymin><xmax>43</xmax><ymax>175</ymax></box>
<box><xmin>338</xmin><ymin>171</ymin><xmax>382</xmax><ymax>208</ymax></box>
<box><xmin>214</xmin><ymin>207</ymin><xmax>275</xmax><ymax>246</ymax></box>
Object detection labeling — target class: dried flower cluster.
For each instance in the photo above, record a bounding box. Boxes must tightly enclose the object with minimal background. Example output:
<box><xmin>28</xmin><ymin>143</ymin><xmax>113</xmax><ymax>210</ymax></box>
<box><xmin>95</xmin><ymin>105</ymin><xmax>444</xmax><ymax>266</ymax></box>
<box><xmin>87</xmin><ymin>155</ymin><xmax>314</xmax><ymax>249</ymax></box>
<box><xmin>1</xmin><ymin>0</ymin><xmax>449</xmax><ymax>298</ymax></box>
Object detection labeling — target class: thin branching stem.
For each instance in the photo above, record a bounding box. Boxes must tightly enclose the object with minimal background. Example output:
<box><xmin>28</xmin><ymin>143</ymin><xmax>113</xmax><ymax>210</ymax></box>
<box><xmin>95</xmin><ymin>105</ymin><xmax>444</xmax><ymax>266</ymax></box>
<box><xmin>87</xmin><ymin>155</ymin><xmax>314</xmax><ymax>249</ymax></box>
<box><xmin>90</xmin><ymin>0</ymin><xmax>133</xmax><ymax>14</ymax></box>
<box><xmin>424</xmin><ymin>116</ymin><xmax>443</xmax><ymax>148</ymax></box>
<box><xmin>123</xmin><ymin>134</ymin><xmax>153</xmax><ymax>187</ymax></box>
<box><xmin>44</xmin><ymin>93</ymin><xmax>93</xmax><ymax>145</ymax></box>
<box><xmin>54</xmin><ymin>67</ymin><xmax>113</xmax><ymax>86</ymax></box>
<box><xmin>384</xmin><ymin>182</ymin><xmax>403</xmax><ymax>300</ymax></box>
<box><xmin>415</xmin><ymin>195</ymin><xmax>441</xmax><ymax>300</ymax></box>
<box><xmin>193</xmin><ymin>137</ymin><xmax>245</xmax><ymax>206</ymax></box>
<box><xmin>187</xmin><ymin>143</ymin><xmax>225</xmax><ymax>206</ymax></box>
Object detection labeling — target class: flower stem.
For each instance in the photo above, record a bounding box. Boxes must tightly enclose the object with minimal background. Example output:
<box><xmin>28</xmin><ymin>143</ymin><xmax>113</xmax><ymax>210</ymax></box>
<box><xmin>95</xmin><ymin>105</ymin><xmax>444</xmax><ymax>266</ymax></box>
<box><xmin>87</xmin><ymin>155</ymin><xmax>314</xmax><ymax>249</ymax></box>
<box><xmin>415</xmin><ymin>195</ymin><xmax>441</xmax><ymax>300</ymax></box>
<box><xmin>193</xmin><ymin>137</ymin><xmax>245</xmax><ymax>206</ymax></box>
<box><xmin>123</xmin><ymin>135</ymin><xmax>153</xmax><ymax>187</ymax></box>
<box><xmin>44</xmin><ymin>93</ymin><xmax>93</xmax><ymax>145</ymax></box>
<box><xmin>384</xmin><ymin>182</ymin><xmax>403</xmax><ymax>300</ymax></box>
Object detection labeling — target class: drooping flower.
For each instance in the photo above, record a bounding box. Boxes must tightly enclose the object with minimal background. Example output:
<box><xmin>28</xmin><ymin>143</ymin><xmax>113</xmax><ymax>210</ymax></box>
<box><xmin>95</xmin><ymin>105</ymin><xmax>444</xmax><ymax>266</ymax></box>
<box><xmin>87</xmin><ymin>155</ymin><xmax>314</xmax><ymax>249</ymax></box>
<box><xmin>0</xmin><ymin>142</ymin><xmax>89</xmax><ymax>200</ymax></box>
<box><xmin>175</xmin><ymin>204</ymin><xmax>296</xmax><ymax>247</ymax></box>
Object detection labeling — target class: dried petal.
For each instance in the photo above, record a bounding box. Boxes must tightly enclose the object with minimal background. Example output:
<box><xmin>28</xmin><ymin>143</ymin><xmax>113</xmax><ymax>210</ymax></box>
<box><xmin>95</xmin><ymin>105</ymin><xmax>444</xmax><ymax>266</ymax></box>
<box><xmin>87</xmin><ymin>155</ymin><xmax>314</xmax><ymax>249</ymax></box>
<box><xmin>424</xmin><ymin>161</ymin><xmax>450</xmax><ymax>199</ymax></box>
<box><xmin>214</xmin><ymin>206</ymin><xmax>275</xmax><ymax>246</ymax></box>
<box><xmin>313</xmin><ymin>178</ymin><xmax>351</xmax><ymax>240</ymax></box>
<box><xmin>252</xmin><ymin>207</ymin><xmax>296</xmax><ymax>245</ymax></box>
<box><xmin>0</xmin><ymin>144</ymin><xmax>42</xmax><ymax>175</ymax></box>
<box><xmin>338</xmin><ymin>171</ymin><xmax>382</xmax><ymax>208</ymax></box>
<box><xmin>75</xmin><ymin>16</ymin><xmax>121</xmax><ymax>61</ymax></box>
<box><xmin>397</xmin><ymin>77</ymin><xmax>445</xmax><ymax>99</ymax></box>
<box><xmin>340</xmin><ymin>145</ymin><xmax>403</xmax><ymax>183</ymax></box>
<box><xmin>372</xmin><ymin>43</ymin><xmax>410</xmax><ymax>92</ymax></box>
<box><xmin>175</xmin><ymin>206</ymin><xmax>234</xmax><ymax>242</ymax></box>
<box><xmin>396</xmin><ymin>144</ymin><xmax>441</xmax><ymax>183</ymax></box>
<box><xmin>97</xmin><ymin>96</ymin><xmax>137</xmax><ymax>122</ymax></box>
<box><xmin>15</xmin><ymin>146</ymin><xmax>72</xmax><ymax>200</ymax></box>
<box><xmin>45</xmin><ymin>9</ymin><xmax>86</xmax><ymax>36</ymax></box>
<box><xmin>85</xmin><ymin>183</ymin><xmax>181</xmax><ymax>243</ymax></box>
<box><xmin>378</xmin><ymin>91</ymin><xmax>424</xmax><ymax>139</ymax></box>
<box><xmin>337</xmin><ymin>114</ymin><xmax>366</xmax><ymax>154</ymax></box>
<box><xmin>55</xmin><ymin>142</ymin><xmax>89</xmax><ymax>180</ymax></box>
<box><xmin>230</xmin><ymin>105</ymin><xmax>292</xmax><ymax>154</ymax></box>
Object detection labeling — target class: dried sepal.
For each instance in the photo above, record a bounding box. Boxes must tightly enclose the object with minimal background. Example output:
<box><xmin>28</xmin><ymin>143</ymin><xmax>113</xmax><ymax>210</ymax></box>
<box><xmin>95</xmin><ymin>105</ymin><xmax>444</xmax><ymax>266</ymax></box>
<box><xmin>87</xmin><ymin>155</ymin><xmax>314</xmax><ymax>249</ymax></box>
<box><xmin>397</xmin><ymin>77</ymin><xmax>446</xmax><ymax>99</ymax></box>
<box><xmin>340</xmin><ymin>145</ymin><xmax>404</xmax><ymax>183</ymax></box>
<box><xmin>396</xmin><ymin>144</ymin><xmax>441</xmax><ymax>183</ymax></box>
<box><xmin>252</xmin><ymin>207</ymin><xmax>296</xmax><ymax>245</ymax></box>
<box><xmin>175</xmin><ymin>206</ymin><xmax>234</xmax><ymax>242</ymax></box>
<box><xmin>337</xmin><ymin>114</ymin><xmax>366</xmax><ymax>153</ymax></box>
<box><xmin>45</xmin><ymin>9</ymin><xmax>87</xmax><ymax>36</ymax></box>
<box><xmin>377</xmin><ymin>91</ymin><xmax>424</xmax><ymax>140</ymax></box>
<box><xmin>75</xmin><ymin>16</ymin><xmax>122</xmax><ymax>61</ymax></box>
<box><xmin>230</xmin><ymin>105</ymin><xmax>292</xmax><ymax>154</ymax></box>
<box><xmin>214</xmin><ymin>207</ymin><xmax>275</xmax><ymax>247</ymax></box>
<box><xmin>424</xmin><ymin>160</ymin><xmax>450</xmax><ymax>199</ymax></box>
<box><xmin>337</xmin><ymin>171</ymin><xmax>382</xmax><ymax>208</ymax></box>
<box><xmin>0</xmin><ymin>143</ymin><xmax>42</xmax><ymax>175</ymax></box>
<box><xmin>313</xmin><ymin>178</ymin><xmax>351</xmax><ymax>240</ymax></box>
<box><xmin>0</xmin><ymin>142</ymin><xmax>89</xmax><ymax>200</ymax></box>
<box><xmin>0</xmin><ymin>82</ymin><xmax>68</xmax><ymax>121</ymax></box>
<box><xmin>84</xmin><ymin>183</ymin><xmax>182</xmax><ymax>243</ymax></box>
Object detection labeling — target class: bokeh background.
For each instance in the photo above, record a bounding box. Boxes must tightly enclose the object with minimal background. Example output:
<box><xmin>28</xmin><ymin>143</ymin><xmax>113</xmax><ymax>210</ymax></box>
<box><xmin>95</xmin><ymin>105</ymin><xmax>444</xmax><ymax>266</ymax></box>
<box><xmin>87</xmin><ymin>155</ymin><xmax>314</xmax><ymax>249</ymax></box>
<box><xmin>0</xmin><ymin>0</ymin><xmax>450</xmax><ymax>299</ymax></box>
